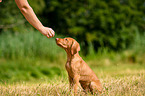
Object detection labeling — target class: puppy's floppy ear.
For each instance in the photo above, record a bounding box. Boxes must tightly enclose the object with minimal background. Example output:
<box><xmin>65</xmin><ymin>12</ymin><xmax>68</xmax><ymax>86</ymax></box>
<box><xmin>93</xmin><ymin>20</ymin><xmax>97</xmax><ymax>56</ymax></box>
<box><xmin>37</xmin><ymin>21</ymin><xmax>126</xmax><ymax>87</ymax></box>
<box><xmin>71</xmin><ymin>41</ymin><xmax>80</xmax><ymax>55</ymax></box>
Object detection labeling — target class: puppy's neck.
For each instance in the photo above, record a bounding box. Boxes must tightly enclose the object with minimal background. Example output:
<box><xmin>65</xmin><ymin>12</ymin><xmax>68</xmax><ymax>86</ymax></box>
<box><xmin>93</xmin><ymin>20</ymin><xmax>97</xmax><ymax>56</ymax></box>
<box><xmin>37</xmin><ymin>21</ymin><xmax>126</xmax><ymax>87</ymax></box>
<box><xmin>66</xmin><ymin>52</ymin><xmax>80</xmax><ymax>62</ymax></box>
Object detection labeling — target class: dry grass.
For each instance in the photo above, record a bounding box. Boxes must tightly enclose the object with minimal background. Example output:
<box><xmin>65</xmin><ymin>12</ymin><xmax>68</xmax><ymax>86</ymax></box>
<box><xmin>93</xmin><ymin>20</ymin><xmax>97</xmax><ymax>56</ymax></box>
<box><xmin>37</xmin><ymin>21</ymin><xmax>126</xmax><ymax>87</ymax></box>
<box><xmin>0</xmin><ymin>70</ymin><xmax>144</xmax><ymax>96</ymax></box>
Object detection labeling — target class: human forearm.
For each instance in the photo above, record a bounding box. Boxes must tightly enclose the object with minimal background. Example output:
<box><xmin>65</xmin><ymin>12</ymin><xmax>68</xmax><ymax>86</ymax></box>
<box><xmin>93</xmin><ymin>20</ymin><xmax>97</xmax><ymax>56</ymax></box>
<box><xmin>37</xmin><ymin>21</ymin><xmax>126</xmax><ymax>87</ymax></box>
<box><xmin>15</xmin><ymin>0</ymin><xmax>55</xmax><ymax>38</ymax></box>
<box><xmin>15</xmin><ymin>0</ymin><xmax>43</xmax><ymax>31</ymax></box>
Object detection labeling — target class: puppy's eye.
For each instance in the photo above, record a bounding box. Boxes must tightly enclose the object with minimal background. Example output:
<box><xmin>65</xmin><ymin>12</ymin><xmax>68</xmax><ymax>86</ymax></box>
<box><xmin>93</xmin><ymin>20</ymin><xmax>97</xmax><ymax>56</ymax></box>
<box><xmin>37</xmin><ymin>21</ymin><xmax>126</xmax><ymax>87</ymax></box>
<box><xmin>65</xmin><ymin>39</ymin><xmax>68</xmax><ymax>41</ymax></box>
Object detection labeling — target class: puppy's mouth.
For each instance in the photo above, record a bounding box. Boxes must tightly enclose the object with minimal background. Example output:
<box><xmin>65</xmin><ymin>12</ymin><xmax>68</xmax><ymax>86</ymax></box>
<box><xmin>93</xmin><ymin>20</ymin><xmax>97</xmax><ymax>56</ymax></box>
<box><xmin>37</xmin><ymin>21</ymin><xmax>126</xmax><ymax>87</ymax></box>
<box><xmin>55</xmin><ymin>38</ymin><xmax>67</xmax><ymax>48</ymax></box>
<box><xmin>56</xmin><ymin>41</ymin><xmax>64</xmax><ymax>47</ymax></box>
<box><xmin>56</xmin><ymin>42</ymin><xmax>63</xmax><ymax>47</ymax></box>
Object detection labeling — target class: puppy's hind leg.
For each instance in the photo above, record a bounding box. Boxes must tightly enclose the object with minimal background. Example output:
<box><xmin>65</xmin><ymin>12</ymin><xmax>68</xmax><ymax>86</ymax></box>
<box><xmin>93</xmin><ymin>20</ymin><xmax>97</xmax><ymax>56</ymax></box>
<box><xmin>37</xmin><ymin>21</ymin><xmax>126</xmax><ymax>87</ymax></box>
<box><xmin>90</xmin><ymin>80</ymin><xmax>102</xmax><ymax>94</ymax></box>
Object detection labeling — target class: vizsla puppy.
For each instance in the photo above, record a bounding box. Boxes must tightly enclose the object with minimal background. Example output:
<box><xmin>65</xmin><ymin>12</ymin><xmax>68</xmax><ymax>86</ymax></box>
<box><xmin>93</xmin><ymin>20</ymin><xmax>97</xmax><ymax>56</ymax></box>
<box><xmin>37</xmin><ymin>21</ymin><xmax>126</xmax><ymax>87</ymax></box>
<box><xmin>55</xmin><ymin>37</ymin><xmax>102</xmax><ymax>95</ymax></box>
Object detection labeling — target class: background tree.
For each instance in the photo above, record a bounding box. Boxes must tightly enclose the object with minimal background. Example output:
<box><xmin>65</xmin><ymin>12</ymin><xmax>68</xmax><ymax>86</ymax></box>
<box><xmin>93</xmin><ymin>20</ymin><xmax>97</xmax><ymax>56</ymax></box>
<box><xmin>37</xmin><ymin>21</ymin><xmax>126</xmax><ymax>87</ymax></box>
<box><xmin>0</xmin><ymin>0</ymin><xmax>144</xmax><ymax>55</ymax></box>
<box><xmin>42</xmin><ymin>0</ymin><xmax>145</xmax><ymax>55</ymax></box>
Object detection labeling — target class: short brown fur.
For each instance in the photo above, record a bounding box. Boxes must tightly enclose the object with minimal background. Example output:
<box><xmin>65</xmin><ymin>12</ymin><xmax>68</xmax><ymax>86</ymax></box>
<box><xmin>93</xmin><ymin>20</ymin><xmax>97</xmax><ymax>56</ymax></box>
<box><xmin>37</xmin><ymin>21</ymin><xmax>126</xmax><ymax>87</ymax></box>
<box><xmin>55</xmin><ymin>37</ymin><xmax>102</xmax><ymax>95</ymax></box>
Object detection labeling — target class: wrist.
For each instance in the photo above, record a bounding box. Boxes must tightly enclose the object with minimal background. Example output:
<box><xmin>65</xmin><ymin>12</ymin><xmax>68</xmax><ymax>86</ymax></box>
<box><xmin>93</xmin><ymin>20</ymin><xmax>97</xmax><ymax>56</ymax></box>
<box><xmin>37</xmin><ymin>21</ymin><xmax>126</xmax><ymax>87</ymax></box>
<box><xmin>37</xmin><ymin>25</ymin><xmax>44</xmax><ymax>32</ymax></box>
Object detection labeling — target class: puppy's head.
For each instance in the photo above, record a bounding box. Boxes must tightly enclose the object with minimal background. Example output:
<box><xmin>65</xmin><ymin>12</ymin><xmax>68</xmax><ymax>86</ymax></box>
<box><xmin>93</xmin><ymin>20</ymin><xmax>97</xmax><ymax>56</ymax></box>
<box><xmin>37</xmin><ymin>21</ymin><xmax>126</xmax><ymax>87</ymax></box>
<box><xmin>55</xmin><ymin>37</ymin><xmax>80</xmax><ymax>55</ymax></box>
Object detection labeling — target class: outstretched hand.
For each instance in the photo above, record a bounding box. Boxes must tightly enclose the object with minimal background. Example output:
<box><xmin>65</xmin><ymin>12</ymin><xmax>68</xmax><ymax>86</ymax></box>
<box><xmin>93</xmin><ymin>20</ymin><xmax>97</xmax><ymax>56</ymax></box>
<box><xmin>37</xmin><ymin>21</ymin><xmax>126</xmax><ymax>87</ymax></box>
<box><xmin>39</xmin><ymin>26</ymin><xmax>55</xmax><ymax>38</ymax></box>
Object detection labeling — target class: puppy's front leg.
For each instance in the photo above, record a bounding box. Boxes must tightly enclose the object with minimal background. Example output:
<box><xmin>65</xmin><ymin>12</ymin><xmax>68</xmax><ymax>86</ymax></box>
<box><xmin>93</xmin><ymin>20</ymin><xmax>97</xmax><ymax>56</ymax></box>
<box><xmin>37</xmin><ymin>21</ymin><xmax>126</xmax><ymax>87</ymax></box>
<box><xmin>68</xmin><ymin>76</ymin><xmax>73</xmax><ymax>92</ymax></box>
<box><xmin>73</xmin><ymin>75</ymin><xmax>80</xmax><ymax>95</ymax></box>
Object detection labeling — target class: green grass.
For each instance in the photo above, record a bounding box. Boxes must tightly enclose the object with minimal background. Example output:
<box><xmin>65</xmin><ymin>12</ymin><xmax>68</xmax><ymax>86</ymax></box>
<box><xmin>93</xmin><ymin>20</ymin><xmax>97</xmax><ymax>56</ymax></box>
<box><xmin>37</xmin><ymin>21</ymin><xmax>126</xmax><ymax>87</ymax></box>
<box><xmin>0</xmin><ymin>57</ymin><xmax>144</xmax><ymax>83</ymax></box>
<box><xmin>0</xmin><ymin>31</ymin><xmax>145</xmax><ymax>95</ymax></box>
<box><xmin>0</xmin><ymin>65</ymin><xmax>144</xmax><ymax>96</ymax></box>
<box><xmin>0</xmin><ymin>58</ymin><xmax>66</xmax><ymax>82</ymax></box>
<box><xmin>0</xmin><ymin>31</ymin><xmax>66</xmax><ymax>61</ymax></box>
<box><xmin>0</xmin><ymin>30</ymin><xmax>145</xmax><ymax>82</ymax></box>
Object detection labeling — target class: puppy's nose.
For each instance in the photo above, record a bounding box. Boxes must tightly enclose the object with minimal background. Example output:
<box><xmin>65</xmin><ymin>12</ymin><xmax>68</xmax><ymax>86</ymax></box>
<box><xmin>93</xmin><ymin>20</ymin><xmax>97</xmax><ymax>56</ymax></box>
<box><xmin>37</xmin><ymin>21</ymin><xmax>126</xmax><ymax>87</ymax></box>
<box><xmin>55</xmin><ymin>38</ymin><xmax>59</xmax><ymax>41</ymax></box>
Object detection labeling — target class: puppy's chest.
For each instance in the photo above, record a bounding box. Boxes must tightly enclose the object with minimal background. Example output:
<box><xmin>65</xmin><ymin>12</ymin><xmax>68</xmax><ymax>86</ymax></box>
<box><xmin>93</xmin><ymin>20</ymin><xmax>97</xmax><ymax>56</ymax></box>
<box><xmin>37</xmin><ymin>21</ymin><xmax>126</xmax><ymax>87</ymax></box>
<box><xmin>65</xmin><ymin>61</ymin><xmax>77</xmax><ymax>77</ymax></box>
<box><xmin>65</xmin><ymin>62</ymin><xmax>72</xmax><ymax>73</ymax></box>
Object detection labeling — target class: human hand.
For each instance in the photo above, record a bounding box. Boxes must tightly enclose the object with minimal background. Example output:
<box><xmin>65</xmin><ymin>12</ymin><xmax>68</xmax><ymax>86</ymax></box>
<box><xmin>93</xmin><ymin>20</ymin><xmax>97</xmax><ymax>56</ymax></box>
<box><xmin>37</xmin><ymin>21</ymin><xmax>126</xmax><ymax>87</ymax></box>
<box><xmin>39</xmin><ymin>26</ymin><xmax>55</xmax><ymax>38</ymax></box>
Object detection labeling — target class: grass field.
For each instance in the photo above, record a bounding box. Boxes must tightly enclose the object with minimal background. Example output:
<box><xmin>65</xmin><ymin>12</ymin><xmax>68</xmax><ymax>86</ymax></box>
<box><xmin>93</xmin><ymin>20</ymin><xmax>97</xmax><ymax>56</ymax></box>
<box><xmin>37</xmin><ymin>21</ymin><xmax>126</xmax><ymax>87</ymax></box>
<box><xmin>0</xmin><ymin>31</ymin><xmax>145</xmax><ymax>95</ymax></box>
<box><xmin>0</xmin><ymin>64</ymin><xmax>144</xmax><ymax>96</ymax></box>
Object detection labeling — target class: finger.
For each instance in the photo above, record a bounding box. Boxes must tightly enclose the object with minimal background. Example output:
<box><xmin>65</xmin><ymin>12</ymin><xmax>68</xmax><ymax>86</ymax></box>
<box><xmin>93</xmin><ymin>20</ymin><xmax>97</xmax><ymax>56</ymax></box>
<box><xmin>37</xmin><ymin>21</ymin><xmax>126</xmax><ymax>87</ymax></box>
<box><xmin>48</xmin><ymin>30</ymin><xmax>53</xmax><ymax>37</ymax></box>
<box><xmin>51</xmin><ymin>29</ymin><xmax>55</xmax><ymax>36</ymax></box>
<box><xmin>51</xmin><ymin>30</ymin><xmax>55</xmax><ymax>37</ymax></box>
<box><xmin>47</xmin><ymin>34</ymin><xmax>51</xmax><ymax>38</ymax></box>
<box><xmin>49</xmin><ymin>28</ymin><xmax>55</xmax><ymax>37</ymax></box>
<box><xmin>47</xmin><ymin>31</ymin><xmax>54</xmax><ymax>38</ymax></box>
<box><xmin>49</xmin><ymin>31</ymin><xmax>54</xmax><ymax>37</ymax></box>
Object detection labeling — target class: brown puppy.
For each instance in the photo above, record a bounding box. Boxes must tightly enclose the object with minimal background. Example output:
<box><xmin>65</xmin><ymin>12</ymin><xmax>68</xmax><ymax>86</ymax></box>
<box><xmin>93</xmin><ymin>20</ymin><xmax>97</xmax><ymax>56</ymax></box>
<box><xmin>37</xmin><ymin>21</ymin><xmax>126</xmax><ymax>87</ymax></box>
<box><xmin>55</xmin><ymin>37</ymin><xmax>102</xmax><ymax>94</ymax></box>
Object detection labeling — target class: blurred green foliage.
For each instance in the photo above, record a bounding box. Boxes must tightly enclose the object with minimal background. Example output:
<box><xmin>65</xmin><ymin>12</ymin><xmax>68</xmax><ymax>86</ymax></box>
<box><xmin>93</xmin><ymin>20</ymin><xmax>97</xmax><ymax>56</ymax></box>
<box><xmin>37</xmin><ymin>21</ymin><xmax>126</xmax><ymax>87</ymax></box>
<box><xmin>0</xmin><ymin>0</ymin><xmax>145</xmax><ymax>83</ymax></box>
<box><xmin>0</xmin><ymin>59</ymin><xmax>64</xmax><ymax>82</ymax></box>
<box><xmin>0</xmin><ymin>31</ymin><xmax>144</xmax><ymax>82</ymax></box>
<box><xmin>0</xmin><ymin>0</ymin><xmax>145</xmax><ymax>54</ymax></box>
<box><xmin>0</xmin><ymin>31</ymin><xmax>65</xmax><ymax>61</ymax></box>
<box><xmin>43</xmin><ymin>0</ymin><xmax>145</xmax><ymax>55</ymax></box>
